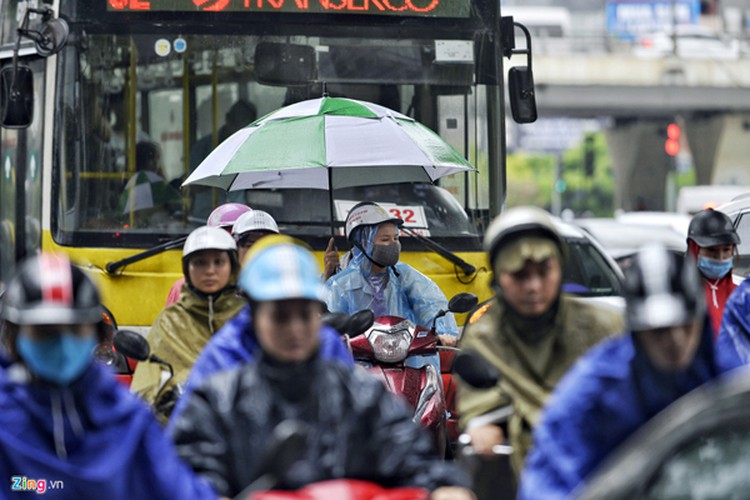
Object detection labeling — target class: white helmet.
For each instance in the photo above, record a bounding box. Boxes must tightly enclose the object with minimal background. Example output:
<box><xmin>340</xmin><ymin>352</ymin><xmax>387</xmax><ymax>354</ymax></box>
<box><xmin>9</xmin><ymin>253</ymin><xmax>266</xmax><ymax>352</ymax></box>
<box><xmin>344</xmin><ymin>202</ymin><xmax>403</xmax><ymax>242</ymax></box>
<box><xmin>232</xmin><ymin>210</ymin><xmax>279</xmax><ymax>237</ymax></box>
<box><xmin>182</xmin><ymin>226</ymin><xmax>238</xmax><ymax>281</ymax></box>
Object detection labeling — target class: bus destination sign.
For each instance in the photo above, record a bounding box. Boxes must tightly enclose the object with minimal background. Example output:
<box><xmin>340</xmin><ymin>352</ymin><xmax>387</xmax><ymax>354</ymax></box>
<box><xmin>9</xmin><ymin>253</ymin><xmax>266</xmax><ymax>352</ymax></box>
<box><xmin>107</xmin><ymin>0</ymin><xmax>471</xmax><ymax>18</ymax></box>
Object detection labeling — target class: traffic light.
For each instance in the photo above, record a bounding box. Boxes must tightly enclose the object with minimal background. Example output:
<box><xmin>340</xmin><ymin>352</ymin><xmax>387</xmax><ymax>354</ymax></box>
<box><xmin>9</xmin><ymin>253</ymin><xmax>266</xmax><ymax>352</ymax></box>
<box><xmin>665</xmin><ymin>122</ymin><xmax>680</xmax><ymax>157</ymax></box>
<box><xmin>583</xmin><ymin>135</ymin><xmax>595</xmax><ymax>177</ymax></box>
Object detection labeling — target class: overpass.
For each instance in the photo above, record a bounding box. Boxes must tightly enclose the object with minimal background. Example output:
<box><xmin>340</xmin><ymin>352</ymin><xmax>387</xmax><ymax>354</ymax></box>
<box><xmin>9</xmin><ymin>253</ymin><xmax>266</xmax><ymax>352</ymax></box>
<box><xmin>514</xmin><ymin>52</ymin><xmax>750</xmax><ymax>211</ymax></box>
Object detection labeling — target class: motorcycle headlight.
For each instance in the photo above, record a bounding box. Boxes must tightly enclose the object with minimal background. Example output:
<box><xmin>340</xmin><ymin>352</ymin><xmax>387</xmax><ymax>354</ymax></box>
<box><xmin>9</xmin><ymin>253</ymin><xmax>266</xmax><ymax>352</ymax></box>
<box><xmin>368</xmin><ymin>327</ymin><xmax>412</xmax><ymax>363</ymax></box>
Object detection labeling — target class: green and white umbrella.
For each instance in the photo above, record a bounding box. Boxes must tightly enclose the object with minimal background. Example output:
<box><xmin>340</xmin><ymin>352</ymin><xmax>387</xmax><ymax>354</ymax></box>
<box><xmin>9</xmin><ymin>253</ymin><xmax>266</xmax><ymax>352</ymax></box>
<box><xmin>182</xmin><ymin>96</ymin><xmax>476</xmax><ymax>233</ymax></box>
<box><xmin>119</xmin><ymin>171</ymin><xmax>182</xmax><ymax>214</ymax></box>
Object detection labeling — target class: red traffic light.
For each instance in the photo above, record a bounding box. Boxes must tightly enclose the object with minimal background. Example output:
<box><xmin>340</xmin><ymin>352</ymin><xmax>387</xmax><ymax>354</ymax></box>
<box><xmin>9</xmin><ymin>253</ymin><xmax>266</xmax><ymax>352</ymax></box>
<box><xmin>667</xmin><ymin>123</ymin><xmax>681</xmax><ymax>140</ymax></box>
<box><xmin>665</xmin><ymin>122</ymin><xmax>681</xmax><ymax>156</ymax></box>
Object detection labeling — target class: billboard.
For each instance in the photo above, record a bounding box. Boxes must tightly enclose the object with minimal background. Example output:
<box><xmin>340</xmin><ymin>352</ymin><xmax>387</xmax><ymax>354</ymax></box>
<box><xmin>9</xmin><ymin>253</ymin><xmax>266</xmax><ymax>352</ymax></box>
<box><xmin>606</xmin><ymin>0</ymin><xmax>700</xmax><ymax>40</ymax></box>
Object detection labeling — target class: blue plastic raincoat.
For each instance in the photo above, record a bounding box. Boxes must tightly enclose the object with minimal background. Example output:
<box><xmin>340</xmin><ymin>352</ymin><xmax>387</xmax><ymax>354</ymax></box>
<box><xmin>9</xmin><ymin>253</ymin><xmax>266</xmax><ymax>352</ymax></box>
<box><xmin>324</xmin><ymin>225</ymin><xmax>458</xmax><ymax>370</ymax></box>
<box><xmin>716</xmin><ymin>277</ymin><xmax>750</xmax><ymax>363</ymax></box>
<box><xmin>0</xmin><ymin>358</ymin><xmax>216</xmax><ymax>499</ymax></box>
<box><xmin>167</xmin><ymin>305</ymin><xmax>354</xmax><ymax>426</ymax></box>
<box><xmin>519</xmin><ymin>317</ymin><xmax>740</xmax><ymax>500</ymax></box>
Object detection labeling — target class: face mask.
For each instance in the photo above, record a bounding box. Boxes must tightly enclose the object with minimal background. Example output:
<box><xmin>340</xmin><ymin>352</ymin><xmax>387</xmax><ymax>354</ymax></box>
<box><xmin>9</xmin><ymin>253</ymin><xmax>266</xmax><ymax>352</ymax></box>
<box><xmin>16</xmin><ymin>332</ymin><xmax>97</xmax><ymax>386</ymax></box>
<box><xmin>370</xmin><ymin>242</ymin><xmax>401</xmax><ymax>268</ymax></box>
<box><xmin>697</xmin><ymin>255</ymin><xmax>733</xmax><ymax>280</ymax></box>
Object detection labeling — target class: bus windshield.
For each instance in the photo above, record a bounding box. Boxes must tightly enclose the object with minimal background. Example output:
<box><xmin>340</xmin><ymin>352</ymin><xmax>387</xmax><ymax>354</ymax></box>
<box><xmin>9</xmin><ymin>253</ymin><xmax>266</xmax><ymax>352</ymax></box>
<box><xmin>54</xmin><ymin>31</ymin><xmax>488</xmax><ymax>249</ymax></box>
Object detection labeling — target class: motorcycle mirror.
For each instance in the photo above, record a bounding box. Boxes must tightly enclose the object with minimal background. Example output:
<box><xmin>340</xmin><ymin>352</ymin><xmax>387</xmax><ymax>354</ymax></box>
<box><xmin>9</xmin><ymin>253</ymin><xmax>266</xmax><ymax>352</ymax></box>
<box><xmin>113</xmin><ymin>329</ymin><xmax>151</xmax><ymax>362</ymax></box>
<box><xmin>266</xmin><ymin>420</ymin><xmax>309</xmax><ymax>476</ymax></box>
<box><xmin>448</xmin><ymin>293</ymin><xmax>479</xmax><ymax>314</ymax></box>
<box><xmin>453</xmin><ymin>350</ymin><xmax>500</xmax><ymax>389</ymax></box>
<box><xmin>232</xmin><ymin>420</ymin><xmax>309</xmax><ymax>500</ymax></box>
<box><xmin>321</xmin><ymin>312</ymin><xmax>349</xmax><ymax>335</ymax></box>
<box><xmin>347</xmin><ymin>309</ymin><xmax>374</xmax><ymax>336</ymax></box>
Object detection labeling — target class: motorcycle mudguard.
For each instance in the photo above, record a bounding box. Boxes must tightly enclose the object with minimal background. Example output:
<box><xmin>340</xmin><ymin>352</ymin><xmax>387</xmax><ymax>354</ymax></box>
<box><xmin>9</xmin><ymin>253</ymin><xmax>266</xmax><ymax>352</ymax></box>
<box><xmin>250</xmin><ymin>479</ymin><xmax>429</xmax><ymax>499</ymax></box>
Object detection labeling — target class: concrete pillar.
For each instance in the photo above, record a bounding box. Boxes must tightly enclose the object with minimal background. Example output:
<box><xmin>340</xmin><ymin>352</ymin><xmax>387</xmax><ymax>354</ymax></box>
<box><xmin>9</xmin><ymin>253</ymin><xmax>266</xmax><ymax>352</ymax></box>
<box><xmin>606</xmin><ymin>120</ymin><xmax>672</xmax><ymax>211</ymax></box>
<box><xmin>684</xmin><ymin>113</ymin><xmax>724</xmax><ymax>185</ymax></box>
<box><xmin>705</xmin><ymin>113</ymin><xmax>750</xmax><ymax>186</ymax></box>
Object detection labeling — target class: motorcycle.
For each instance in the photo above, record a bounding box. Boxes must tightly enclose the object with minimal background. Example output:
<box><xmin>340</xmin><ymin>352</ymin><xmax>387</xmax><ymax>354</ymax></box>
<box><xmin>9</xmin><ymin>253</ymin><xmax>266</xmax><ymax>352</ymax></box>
<box><xmin>234</xmin><ymin>420</ymin><xmax>429</xmax><ymax>500</ymax></box>
<box><xmin>113</xmin><ymin>329</ymin><xmax>181</xmax><ymax>419</ymax></box>
<box><xmin>346</xmin><ymin>293</ymin><xmax>478</xmax><ymax>457</ymax></box>
<box><xmin>453</xmin><ymin>350</ymin><xmax>517</xmax><ymax>500</ymax></box>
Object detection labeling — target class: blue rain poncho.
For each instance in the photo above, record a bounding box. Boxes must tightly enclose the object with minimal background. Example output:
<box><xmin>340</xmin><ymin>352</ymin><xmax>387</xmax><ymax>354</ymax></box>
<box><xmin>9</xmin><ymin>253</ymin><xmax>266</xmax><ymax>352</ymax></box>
<box><xmin>167</xmin><ymin>305</ymin><xmax>354</xmax><ymax>426</ymax></box>
<box><xmin>519</xmin><ymin>317</ymin><xmax>740</xmax><ymax>500</ymax></box>
<box><xmin>0</xmin><ymin>358</ymin><xmax>216</xmax><ymax>499</ymax></box>
<box><xmin>324</xmin><ymin>225</ymin><xmax>458</xmax><ymax>369</ymax></box>
<box><xmin>717</xmin><ymin>277</ymin><xmax>750</xmax><ymax>363</ymax></box>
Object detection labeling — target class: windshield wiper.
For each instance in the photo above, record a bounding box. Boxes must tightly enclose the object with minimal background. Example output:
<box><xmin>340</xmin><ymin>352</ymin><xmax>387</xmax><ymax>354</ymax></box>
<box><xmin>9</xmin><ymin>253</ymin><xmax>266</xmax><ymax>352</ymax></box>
<box><xmin>105</xmin><ymin>236</ymin><xmax>188</xmax><ymax>274</ymax></box>
<box><xmin>402</xmin><ymin>228</ymin><xmax>477</xmax><ymax>277</ymax></box>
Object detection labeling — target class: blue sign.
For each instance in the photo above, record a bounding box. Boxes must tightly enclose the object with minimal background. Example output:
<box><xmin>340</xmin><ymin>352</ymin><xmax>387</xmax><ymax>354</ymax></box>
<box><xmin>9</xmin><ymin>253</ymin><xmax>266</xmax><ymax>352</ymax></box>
<box><xmin>606</xmin><ymin>0</ymin><xmax>700</xmax><ymax>40</ymax></box>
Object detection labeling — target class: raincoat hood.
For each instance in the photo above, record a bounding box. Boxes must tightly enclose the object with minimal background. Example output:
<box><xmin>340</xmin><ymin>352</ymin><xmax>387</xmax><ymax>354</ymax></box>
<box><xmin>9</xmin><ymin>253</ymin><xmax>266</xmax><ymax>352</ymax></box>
<box><xmin>0</xmin><ymin>360</ymin><xmax>216</xmax><ymax>499</ymax></box>
<box><xmin>130</xmin><ymin>283</ymin><xmax>245</xmax><ymax>409</ymax></box>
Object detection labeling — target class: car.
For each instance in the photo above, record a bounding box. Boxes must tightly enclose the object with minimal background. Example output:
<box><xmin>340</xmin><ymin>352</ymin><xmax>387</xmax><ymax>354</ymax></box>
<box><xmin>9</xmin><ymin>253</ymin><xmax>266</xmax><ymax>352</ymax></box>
<box><xmin>614</xmin><ymin>211</ymin><xmax>692</xmax><ymax>236</ymax></box>
<box><xmin>677</xmin><ymin>185</ymin><xmax>750</xmax><ymax>216</ymax></box>
<box><xmin>574</xmin><ymin>366</ymin><xmax>750</xmax><ymax>500</ymax></box>
<box><xmin>553</xmin><ymin>218</ymin><xmax>625</xmax><ymax>309</ymax></box>
<box><xmin>633</xmin><ymin>25</ymin><xmax>741</xmax><ymax>60</ymax></box>
<box><xmin>575</xmin><ymin>218</ymin><xmax>687</xmax><ymax>270</ymax></box>
<box><xmin>717</xmin><ymin>195</ymin><xmax>750</xmax><ymax>281</ymax></box>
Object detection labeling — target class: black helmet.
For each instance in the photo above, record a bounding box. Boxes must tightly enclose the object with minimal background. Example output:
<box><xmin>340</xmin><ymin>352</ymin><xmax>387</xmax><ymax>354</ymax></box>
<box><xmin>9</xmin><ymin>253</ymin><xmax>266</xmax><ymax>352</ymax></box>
<box><xmin>483</xmin><ymin>206</ymin><xmax>566</xmax><ymax>266</ymax></box>
<box><xmin>1</xmin><ymin>253</ymin><xmax>102</xmax><ymax>326</ymax></box>
<box><xmin>687</xmin><ymin>209</ymin><xmax>740</xmax><ymax>248</ymax></box>
<box><xmin>624</xmin><ymin>243</ymin><xmax>703</xmax><ymax>332</ymax></box>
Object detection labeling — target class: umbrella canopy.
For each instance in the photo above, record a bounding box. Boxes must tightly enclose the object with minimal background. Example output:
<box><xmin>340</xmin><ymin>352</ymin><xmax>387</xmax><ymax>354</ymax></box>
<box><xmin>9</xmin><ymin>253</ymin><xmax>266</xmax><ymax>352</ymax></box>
<box><xmin>182</xmin><ymin>96</ymin><xmax>475</xmax><ymax>191</ymax></box>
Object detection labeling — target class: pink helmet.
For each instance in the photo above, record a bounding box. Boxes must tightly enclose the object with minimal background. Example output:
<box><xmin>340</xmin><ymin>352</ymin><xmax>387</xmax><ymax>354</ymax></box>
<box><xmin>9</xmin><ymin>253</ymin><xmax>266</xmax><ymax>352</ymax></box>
<box><xmin>207</xmin><ymin>203</ymin><xmax>252</xmax><ymax>229</ymax></box>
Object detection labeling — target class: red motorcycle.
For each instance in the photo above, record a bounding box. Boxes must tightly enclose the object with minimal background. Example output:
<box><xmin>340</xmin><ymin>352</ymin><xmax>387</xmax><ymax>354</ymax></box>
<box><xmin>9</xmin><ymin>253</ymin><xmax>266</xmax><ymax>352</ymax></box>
<box><xmin>346</xmin><ymin>293</ymin><xmax>477</xmax><ymax>457</ymax></box>
<box><xmin>250</xmin><ymin>480</ymin><xmax>428</xmax><ymax>500</ymax></box>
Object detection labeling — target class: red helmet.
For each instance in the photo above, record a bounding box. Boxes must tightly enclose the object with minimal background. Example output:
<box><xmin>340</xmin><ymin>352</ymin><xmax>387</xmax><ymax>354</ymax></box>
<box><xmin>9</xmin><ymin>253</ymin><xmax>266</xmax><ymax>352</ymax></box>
<box><xmin>2</xmin><ymin>253</ymin><xmax>102</xmax><ymax>326</ymax></box>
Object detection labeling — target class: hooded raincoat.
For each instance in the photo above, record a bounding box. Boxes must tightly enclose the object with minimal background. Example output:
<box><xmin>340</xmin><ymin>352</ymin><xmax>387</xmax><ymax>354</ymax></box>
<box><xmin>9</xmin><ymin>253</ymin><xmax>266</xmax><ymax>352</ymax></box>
<box><xmin>717</xmin><ymin>277</ymin><xmax>750</xmax><ymax>363</ymax></box>
<box><xmin>130</xmin><ymin>280</ymin><xmax>245</xmax><ymax>414</ymax></box>
<box><xmin>0</xmin><ymin>359</ymin><xmax>216</xmax><ymax>499</ymax></box>
<box><xmin>518</xmin><ymin>317</ymin><xmax>741</xmax><ymax>500</ymax></box>
<box><xmin>324</xmin><ymin>225</ymin><xmax>458</xmax><ymax>369</ymax></box>
<box><xmin>166</xmin><ymin>305</ymin><xmax>354</xmax><ymax>425</ymax></box>
<box><xmin>170</xmin><ymin>350</ymin><xmax>470</xmax><ymax>498</ymax></box>
<box><xmin>458</xmin><ymin>295</ymin><xmax>623</xmax><ymax>474</ymax></box>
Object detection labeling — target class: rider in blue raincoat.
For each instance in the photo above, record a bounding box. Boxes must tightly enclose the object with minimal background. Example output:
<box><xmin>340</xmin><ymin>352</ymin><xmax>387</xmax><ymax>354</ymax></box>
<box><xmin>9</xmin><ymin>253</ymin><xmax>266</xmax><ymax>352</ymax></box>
<box><xmin>519</xmin><ymin>245</ymin><xmax>741</xmax><ymax>500</ymax></box>
<box><xmin>0</xmin><ymin>253</ymin><xmax>215</xmax><ymax>500</ymax></box>
<box><xmin>716</xmin><ymin>278</ymin><xmax>750</xmax><ymax>364</ymax></box>
<box><xmin>168</xmin><ymin>303</ymin><xmax>353</xmax><ymax>425</ymax></box>
<box><xmin>324</xmin><ymin>202</ymin><xmax>459</xmax><ymax>371</ymax></box>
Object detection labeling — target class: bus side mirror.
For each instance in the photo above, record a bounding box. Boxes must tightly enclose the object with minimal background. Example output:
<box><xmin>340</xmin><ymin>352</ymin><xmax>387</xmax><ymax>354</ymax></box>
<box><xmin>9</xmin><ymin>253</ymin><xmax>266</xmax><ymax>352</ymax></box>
<box><xmin>0</xmin><ymin>65</ymin><xmax>34</xmax><ymax>128</ymax></box>
<box><xmin>501</xmin><ymin>17</ymin><xmax>538</xmax><ymax>124</ymax></box>
<box><xmin>1</xmin><ymin>8</ymin><xmax>70</xmax><ymax>129</ymax></box>
<box><xmin>508</xmin><ymin>66</ymin><xmax>537</xmax><ymax>124</ymax></box>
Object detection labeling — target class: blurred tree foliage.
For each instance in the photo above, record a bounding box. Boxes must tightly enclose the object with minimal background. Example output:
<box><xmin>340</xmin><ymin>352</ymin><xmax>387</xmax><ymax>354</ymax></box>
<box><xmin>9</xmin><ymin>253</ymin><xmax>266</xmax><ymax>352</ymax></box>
<box><xmin>507</xmin><ymin>131</ymin><xmax>617</xmax><ymax>216</ymax></box>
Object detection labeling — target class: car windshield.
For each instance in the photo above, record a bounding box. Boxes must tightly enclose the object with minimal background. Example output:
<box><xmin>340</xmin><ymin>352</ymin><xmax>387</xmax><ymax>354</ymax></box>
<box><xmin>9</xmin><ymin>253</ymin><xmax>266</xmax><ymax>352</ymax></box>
<box><xmin>646</xmin><ymin>426</ymin><xmax>750</xmax><ymax>499</ymax></box>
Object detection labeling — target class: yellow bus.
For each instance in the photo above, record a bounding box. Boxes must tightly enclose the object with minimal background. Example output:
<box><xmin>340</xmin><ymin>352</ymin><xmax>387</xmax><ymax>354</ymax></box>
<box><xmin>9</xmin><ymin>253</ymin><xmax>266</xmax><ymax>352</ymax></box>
<box><xmin>0</xmin><ymin>0</ymin><xmax>521</xmax><ymax>336</ymax></box>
